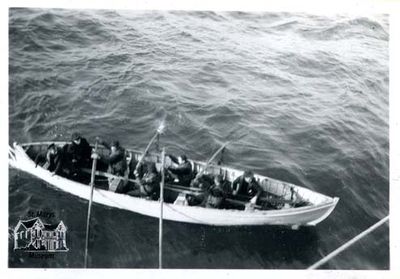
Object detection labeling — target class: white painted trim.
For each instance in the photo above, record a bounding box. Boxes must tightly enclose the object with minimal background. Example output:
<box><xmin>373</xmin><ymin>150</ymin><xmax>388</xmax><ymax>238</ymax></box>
<box><xmin>9</xmin><ymin>142</ymin><xmax>339</xmax><ymax>226</ymax></box>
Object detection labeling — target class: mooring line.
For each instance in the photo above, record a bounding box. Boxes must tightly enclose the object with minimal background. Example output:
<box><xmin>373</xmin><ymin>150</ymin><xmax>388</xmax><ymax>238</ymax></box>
<box><xmin>308</xmin><ymin>215</ymin><xmax>389</xmax><ymax>269</ymax></box>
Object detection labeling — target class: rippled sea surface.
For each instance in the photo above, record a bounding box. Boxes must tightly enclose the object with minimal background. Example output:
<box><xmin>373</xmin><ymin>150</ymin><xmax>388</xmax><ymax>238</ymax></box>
<box><xmin>8</xmin><ymin>8</ymin><xmax>389</xmax><ymax>269</ymax></box>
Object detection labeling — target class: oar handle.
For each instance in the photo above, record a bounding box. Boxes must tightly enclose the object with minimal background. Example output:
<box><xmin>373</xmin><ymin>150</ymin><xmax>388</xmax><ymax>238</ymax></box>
<box><xmin>135</xmin><ymin>131</ymin><xmax>161</xmax><ymax>173</ymax></box>
<box><xmin>225</xmin><ymin>198</ymin><xmax>262</xmax><ymax>210</ymax></box>
<box><xmin>196</xmin><ymin>141</ymin><xmax>230</xmax><ymax>177</ymax></box>
<box><xmin>91</xmin><ymin>139</ymin><xmax>99</xmax><ymax>176</ymax></box>
<box><xmin>81</xmin><ymin>168</ymin><xmax>141</xmax><ymax>185</ymax></box>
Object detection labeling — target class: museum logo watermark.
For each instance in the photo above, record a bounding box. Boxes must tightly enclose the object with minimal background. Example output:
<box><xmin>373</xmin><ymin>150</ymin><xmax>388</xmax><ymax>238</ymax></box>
<box><xmin>13</xmin><ymin>211</ymin><xmax>69</xmax><ymax>257</ymax></box>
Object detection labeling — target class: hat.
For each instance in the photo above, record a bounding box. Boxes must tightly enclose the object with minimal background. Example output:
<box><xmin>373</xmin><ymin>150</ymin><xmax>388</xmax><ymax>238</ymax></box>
<box><xmin>111</xmin><ymin>140</ymin><xmax>120</xmax><ymax>148</ymax></box>
<box><xmin>243</xmin><ymin>170</ymin><xmax>254</xmax><ymax>178</ymax></box>
<box><xmin>47</xmin><ymin>143</ymin><xmax>56</xmax><ymax>150</ymax></box>
<box><xmin>71</xmin><ymin>132</ymin><xmax>81</xmax><ymax>141</ymax></box>
<box><xmin>180</xmin><ymin>154</ymin><xmax>187</xmax><ymax>161</ymax></box>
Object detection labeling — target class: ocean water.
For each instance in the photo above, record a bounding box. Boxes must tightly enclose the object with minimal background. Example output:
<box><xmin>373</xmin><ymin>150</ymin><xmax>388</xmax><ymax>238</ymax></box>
<box><xmin>8</xmin><ymin>8</ymin><xmax>389</xmax><ymax>269</ymax></box>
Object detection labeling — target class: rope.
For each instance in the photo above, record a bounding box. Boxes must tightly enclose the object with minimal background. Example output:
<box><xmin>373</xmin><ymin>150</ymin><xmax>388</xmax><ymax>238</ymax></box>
<box><xmin>307</xmin><ymin>215</ymin><xmax>389</xmax><ymax>270</ymax></box>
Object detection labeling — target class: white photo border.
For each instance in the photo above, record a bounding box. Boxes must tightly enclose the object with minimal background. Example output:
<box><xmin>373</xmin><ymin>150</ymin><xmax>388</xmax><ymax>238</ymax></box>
<box><xmin>1</xmin><ymin>0</ymin><xmax>398</xmax><ymax>278</ymax></box>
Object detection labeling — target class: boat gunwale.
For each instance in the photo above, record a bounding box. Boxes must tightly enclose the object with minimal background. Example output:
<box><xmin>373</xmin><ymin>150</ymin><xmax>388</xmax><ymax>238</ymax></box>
<box><xmin>10</xmin><ymin>142</ymin><xmax>341</xmax><ymax>225</ymax></box>
<box><xmin>10</xmin><ymin>157</ymin><xmax>339</xmax><ymax>218</ymax></box>
<box><xmin>16</xmin><ymin>141</ymin><xmax>339</xmax><ymax>209</ymax></box>
<box><xmin>19</xmin><ymin>141</ymin><xmax>338</xmax><ymax>200</ymax></box>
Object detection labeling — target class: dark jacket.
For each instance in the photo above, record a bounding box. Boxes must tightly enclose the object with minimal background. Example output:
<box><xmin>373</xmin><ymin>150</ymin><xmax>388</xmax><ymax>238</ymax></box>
<box><xmin>168</xmin><ymin>155</ymin><xmax>193</xmax><ymax>185</ymax></box>
<box><xmin>65</xmin><ymin>138</ymin><xmax>92</xmax><ymax>168</ymax></box>
<box><xmin>204</xmin><ymin>181</ymin><xmax>231</xmax><ymax>208</ymax></box>
<box><xmin>140</xmin><ymin>171</ymin><xmax>160</xmax><ymax>196</ymax></box>
<box><xmin>190</xmin><ymin>174</ymin><xmax>214</xmax><ymax>189</ymax></box>
<box><xmin>35</xmin><ymin>146</ymin><xmax>66</xmax><ymax>175</ymax></box>
<box><xmin>101</xmin><ymin>142</ymin><xmax>127</xmax><ymax>176</ymax></box>
<box><xmin>232</xmin><ymin>175</ymin><xmax>262</xmax><ymax>198</ymax></box>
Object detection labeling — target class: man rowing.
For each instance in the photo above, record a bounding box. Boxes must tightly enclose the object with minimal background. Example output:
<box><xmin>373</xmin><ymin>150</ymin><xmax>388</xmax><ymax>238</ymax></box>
<box><xmin>65</xmin><ymin>132</ymin><xmax>92</xmax><ymax>177</ymax></box>
<box><xmin>231</xmin><ymin>170</ymin><xmax>263</xmax><ymax>205</ymax></box>
<box><xmin>166</xmin><ymin>154</ymin><xmax>193</xmax><ymax>186</ymax></box>
<box><xmin>35</xmin><ymin>143</ymin><xmax>67</xmax><ymax>176</ymax></box>
<box><xmin>97</xmin><ymin>140</ymin><xmax>128</xmax><ymax>192</ymax></box>
<box><xmin>126</xmin><ymin>162</ymin><xmax>160</xmax><ymax>199</ymax></box>
<box><xmin>190</xmin><ymin>173</ymin><xmax>214</xmax><ymax>189</ymax></box>
<box><xmin>202</xmin><ymin>174</ymin><xmax>231</xmax><ymax>208</ymax></box>
<box><xmin>99</xmin><ymin>140</ymin><xmax>127</xmax><ymax>176</ymax></box>
<box><xmin>184</xmin><ymin>173</ymin><xmax>214</xmax><ymax>206</ymax></box>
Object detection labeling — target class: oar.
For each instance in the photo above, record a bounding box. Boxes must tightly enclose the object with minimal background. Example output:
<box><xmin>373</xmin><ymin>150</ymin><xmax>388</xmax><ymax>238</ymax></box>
<box><xmin>83</xmin><ymin>167</ymin><xmax>268</xmax><ymax>209</ymax></box>
<box><xmin>230</xmin><ymin>194</ymin><xmax>292</xmax><ymax>205</ymax></box>
<box><xmin>195</xmin><ymin>141</ymin><xmax>230</xmax><ymax>178</ymax></box>
<box><xmin>165</xmin><ymin>183</ymin><xmax>204</xmax><ymax>193</ymax></box>
<box><xmin>225</xmin><ymin>198</ymin><xmax>263</xmax><ymax>210</ymax></box>
<box><xmin>198</xmin><ymin>132</ymin><xmax>247</xmax><ymax>170</ymax></box>
<box><xmin>82</xmin><ymin>168</ymin><xmax>204</xmax><ymax>194</ymax></box>
<box><xmin>82</xmin><ymin>168</ymin><xmax>205</xmax><ymax>198</ymax></box>
<box><xmin>81</xmin><ymin>168</ymin><xmax>146</xmax><ymax>194</ymax></box>
<box><xmin>232</xmin><ymin>190</ymin><xmax>304</xmax><ymax>207</ymax></box>
<box><xmin>163</xmin><ymin>186</ymin><xmax>200</xmax><ymax>196</ymax></box>
<box><xmin>135</xmin><ymin>122</ymin><xmax>166</xmax><ymax>173</ymax></box>
<box><xmin>164</xmin><ymin>185</ymin><xmax>205</xmax><ymax>196</ymax></box>
<box><xmin>84</xmin><ymin>139</ymin><xmax>98</xmax><ymax>268</ymax></box>
<box><xmin>81</xmin><ymin>168</ymin><xmax>140</xmax><ymax>185</ymax></box>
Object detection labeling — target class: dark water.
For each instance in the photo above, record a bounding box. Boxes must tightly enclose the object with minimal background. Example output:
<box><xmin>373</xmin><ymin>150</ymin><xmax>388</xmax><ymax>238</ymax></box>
<box><xmin>8</xmin><ymin>8</ymin><xmax>389</xmax><ymax>269</ymax></box>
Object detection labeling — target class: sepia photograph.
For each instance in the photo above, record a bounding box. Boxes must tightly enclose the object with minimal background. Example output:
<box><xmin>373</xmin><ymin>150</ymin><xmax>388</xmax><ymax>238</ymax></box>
<box><xmin>8</xmin><ymin>6</ymin><xmax>389</xmax><ymax>270</ymax></box>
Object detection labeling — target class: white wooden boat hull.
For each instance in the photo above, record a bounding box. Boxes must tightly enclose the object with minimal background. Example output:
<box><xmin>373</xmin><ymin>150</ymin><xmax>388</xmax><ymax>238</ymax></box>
<box><xmin>8</xmin><ymin>142</ymin><xmax>339</xmax><ymax>227</ymax></box>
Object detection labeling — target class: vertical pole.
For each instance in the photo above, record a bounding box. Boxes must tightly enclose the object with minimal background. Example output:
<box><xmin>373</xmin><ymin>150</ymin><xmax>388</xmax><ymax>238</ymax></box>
<box><xmin>84</xmin><ymin>141</ymin><xmax>98</xmax><ymax>268</ymax></box>
<box><xmin>159</xmin><ymin>147</ymin><xmax>165</xmax><ymax>269</ymax></box>
<box><xmin>156</xmin><ymin>133</ymin><xmax>160</xmax><ymax>153</ymax></box>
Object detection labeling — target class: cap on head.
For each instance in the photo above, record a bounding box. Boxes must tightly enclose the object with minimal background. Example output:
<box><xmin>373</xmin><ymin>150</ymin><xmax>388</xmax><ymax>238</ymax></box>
<box><xmin>47</xmin><ymin>143</ymin><xmax>56</xmax><ymax>150</ymax></box>
<box><xmin>243</xmin><ymin>170</ymin><xmax>254</xmax><ymax>178</ymax></box>
<box><xmin>180</xmin><ymin>154</ymin><xmax>187</xmax><ymax>161</ymax></box>
<box><xmin>71</xmin><ymin>132</ymin><xmax>81</xmax><ymax>141</ymax></box>
<box><xmin>111</xmin><ymin>140</ymin><xmax>120</xmax><ymax>148</ymax></box>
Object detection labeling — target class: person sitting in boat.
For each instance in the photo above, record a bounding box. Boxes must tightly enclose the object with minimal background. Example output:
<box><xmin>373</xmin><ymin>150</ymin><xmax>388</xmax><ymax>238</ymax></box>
<box><xmin>185</xmin><ymin>173</ymin><xmax>214</xmax><ymax>206</ymax></box>
<box><xmin>99</xmin><ymin>140</ymin><xmax>127</xmax><ymax>176</ymax></box>
<box><xmin>96</xmin><ymin>140</ymin><xmax>128</xmax><ymax>192</ymax></box>
<box><xmin>65</xmin><ymin>132</ymin><xmax>92</xmax><ymax>176</ymax></box>
<box><xmin>202</xmin><ymin>174</ymin><xmax>231</xmax><ymax>209</ymax></box>
<box><xmin>166</xmin><ymin>154</ymin><xmax>193</xmax><ymax>186</ymax></box>
<box><xmin>34</xmin><ymin>143</ymin><xmax>66</xmax><ymax>176</ymax></box>
<box><xmin>232</xmin><ymin>170</ymin><xmax>263</xmax><ymax>205</ymax></box>
<box><xmin>190</xmin><ymin>172</ymin><xmax>214</xmax><ymax>189</ymax></box>
<box><xmin>141</xmin><ymin>162</ymin><xmax>160</xmax><ymax>198</ymax></box>
<box><xmin>126</xmin><ymin>162</ymin><xmax>160</xmax><ymax>199</ymax></box>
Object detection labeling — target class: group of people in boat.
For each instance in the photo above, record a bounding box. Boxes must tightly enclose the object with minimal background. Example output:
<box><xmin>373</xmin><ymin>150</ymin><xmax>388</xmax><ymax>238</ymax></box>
<box><xmin>35</xmin><ymin>133</ymin><xmax>160</xmax><ymax>199</ymax></box>
<box><xmin>35</xmin><ymin>132</ymin><xmax>92</xmax><ymax>178</ymax></box>
<box><xmin>34</xmin><ymin>133</ymin><xmax>298</xmax><ymax>210</ymax></box>
<box><xmin>188</xmin><ymin>170</ymin><xmax>263</xmax><ymax>209</ymax></box>
<box><xmin>163</xmin><ymin>152</ymin><xmax>266</xmax><ymax>208</ymax></box>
